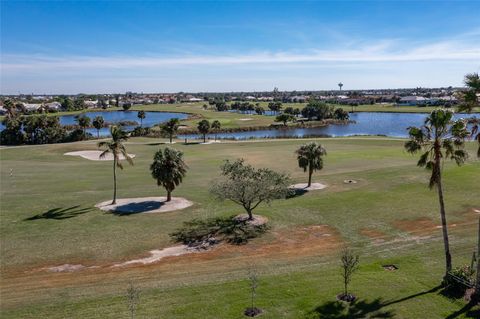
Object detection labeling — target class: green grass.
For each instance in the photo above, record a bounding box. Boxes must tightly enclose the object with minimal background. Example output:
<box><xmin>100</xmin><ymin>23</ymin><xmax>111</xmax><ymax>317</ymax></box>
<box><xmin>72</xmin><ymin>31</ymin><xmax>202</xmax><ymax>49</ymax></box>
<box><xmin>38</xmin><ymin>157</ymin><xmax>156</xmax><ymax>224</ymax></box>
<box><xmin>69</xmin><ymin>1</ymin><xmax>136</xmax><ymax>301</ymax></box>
<box><xmin>1</xmin><ymin>137</ymin><xmax>479</xmax><ymax>318</ymax></box>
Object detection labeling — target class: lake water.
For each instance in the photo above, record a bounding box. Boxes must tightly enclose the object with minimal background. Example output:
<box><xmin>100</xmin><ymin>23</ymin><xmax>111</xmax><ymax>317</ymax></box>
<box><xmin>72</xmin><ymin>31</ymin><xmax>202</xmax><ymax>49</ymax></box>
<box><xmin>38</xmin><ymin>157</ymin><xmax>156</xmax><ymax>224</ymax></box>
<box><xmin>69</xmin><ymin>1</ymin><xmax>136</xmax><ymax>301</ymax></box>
<box><xmin>179</xmin><ymin>112</ymin><xmax>479</xmax><ymax>140</ymax></box>
<box><xmin>2</xmin><ymin>111</ymin><xmax>478</xmax><ymax>139</ymax></box>
<box><xmin>1</xmin><ymin>111</ymin><xmax>188</xmax><ymax>137</ymax></box>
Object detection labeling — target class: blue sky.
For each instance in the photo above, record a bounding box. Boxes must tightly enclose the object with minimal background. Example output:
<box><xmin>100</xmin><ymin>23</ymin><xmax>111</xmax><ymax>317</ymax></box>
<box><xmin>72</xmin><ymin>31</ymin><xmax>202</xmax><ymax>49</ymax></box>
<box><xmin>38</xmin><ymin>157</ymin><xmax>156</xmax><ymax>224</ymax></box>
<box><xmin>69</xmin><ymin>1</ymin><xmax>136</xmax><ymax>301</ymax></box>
<box><xmin>1</xmin><ymin>1</ymin><xmax>479</xmax><ymax>94</ymax></box>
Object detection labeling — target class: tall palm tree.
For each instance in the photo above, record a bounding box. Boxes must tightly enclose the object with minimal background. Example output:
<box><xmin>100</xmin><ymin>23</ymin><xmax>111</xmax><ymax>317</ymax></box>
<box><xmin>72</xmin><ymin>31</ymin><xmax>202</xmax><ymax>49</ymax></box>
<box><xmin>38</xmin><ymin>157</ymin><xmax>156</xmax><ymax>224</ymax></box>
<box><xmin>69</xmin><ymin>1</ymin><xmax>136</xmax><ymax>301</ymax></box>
<box><xmin>150</xmin><ymin>147</ymin><xmax>188</xmax><ymax>202</ymax></box>
<box><xmin>98</xmin><ymin>126</ymin><xmax>133</xmax><ymax>205</ymax></box>
<box><xmin>405</xmin><ymin>109</ymin><xmax>469</xmax><ymax>275</ymax></box>
<box><xmin>137</xmin><ymin>110</ymin><xmax>146</xmax><ymax>127</ymax></box>
<box><xmin>211</xmin><ymin>120</ymin><xmax>221</xmax><ymax>141</ymax></box>
<box><xmin>295</xmin><ymin>142</ymin><xmax>327</xmax><ymax>187</ymax></box>
<box><xmin>458</xmin><ymin>72</ymin><xmax>480</xmax><ymax>157</ymax></box>
<box><xmin>75</xmin><ymin>115</ymin><xmax>91</xmax><ymax>139</ymax></box>
<box><xmin>161</xmin><ymin>118</ymin><xmax>180</xmax><ymax>143</ymax></box>
<box><xmin>197</xmin><ymin>119</ymin><xmax>210</xmax><ymax>143</ymax></box>
<box><xmin>92</xmin><ymin>115</ymin><xmax>104</xmax><ymax>138</ymax></box>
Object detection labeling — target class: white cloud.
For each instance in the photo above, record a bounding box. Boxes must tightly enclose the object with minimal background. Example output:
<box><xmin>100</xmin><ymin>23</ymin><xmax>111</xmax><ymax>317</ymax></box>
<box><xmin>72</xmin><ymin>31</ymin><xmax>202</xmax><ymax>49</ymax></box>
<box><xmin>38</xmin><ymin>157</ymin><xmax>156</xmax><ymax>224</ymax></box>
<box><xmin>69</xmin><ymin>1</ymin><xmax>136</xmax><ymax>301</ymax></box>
<box><xmin>2</xmin><ymin>38</ymin><xmax>479</xmax><ymax>73</ymax></box>
<box><xmin>1</xmin><ymin>36</ymin><xmax>479</xmax><ymax>93</ymax></box>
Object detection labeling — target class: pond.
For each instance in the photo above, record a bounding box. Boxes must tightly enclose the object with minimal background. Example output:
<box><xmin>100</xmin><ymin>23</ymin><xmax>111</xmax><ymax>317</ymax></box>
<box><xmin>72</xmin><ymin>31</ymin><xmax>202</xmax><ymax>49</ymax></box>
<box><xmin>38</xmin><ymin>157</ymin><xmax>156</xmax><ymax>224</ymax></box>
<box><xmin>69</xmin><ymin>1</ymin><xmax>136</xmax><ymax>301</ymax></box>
<box><xmin>179</xmin><ymin>112</ymin><xmax>479</xmax><ymax>140</ymax></box>
<box><xmin>1</xmin><ymin>111</ymin><xmax>188</xmax><ymax>137</ymax></box>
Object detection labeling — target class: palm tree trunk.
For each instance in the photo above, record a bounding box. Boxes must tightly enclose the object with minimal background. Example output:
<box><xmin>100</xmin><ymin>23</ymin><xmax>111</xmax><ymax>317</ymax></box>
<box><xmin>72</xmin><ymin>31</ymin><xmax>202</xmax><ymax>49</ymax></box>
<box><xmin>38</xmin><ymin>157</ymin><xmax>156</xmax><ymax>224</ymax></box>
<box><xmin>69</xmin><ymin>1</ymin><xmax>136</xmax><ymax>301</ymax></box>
<box><xmin>170</xmin><ymin>134</ymin><xmax>173</xmax><ymax>143</ymax></box>
<box><xmin>308</xmin><ymin>166</ymin><xmax>313</xmax><ymax>187</ymax></box>
<box><xmin>203</xmin><ymin>134</ymin><xmax>206</xmax><ymax>143</ymax></box>
<box><xmin>437</xmin><ymin>172</ymin><xmax>452</xmax><ymax>274</ymax></box>
<box><xmin>112</xmin><ymin>157</ymin><xmax>117</xmax><ymax>205</ymax></box>
<box><xmin>166</xmin><ymin>190</ymin><xmax>171</xmax><ymax>202</ymax></box>
<box><xmin>97</xmin><ymin>130</ymin><xmax>100</xmax><ymax>139</ymax></box>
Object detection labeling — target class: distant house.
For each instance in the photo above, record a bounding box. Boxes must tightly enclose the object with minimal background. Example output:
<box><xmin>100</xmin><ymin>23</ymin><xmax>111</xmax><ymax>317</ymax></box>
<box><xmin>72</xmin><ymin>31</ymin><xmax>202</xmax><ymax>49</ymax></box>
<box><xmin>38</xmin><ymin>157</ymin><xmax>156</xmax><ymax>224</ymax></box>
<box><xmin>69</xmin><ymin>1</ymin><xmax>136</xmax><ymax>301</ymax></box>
<box><xmin>23</xmin><ymin>103</ymin><xmax>42</xmax><ymax>111</ymax></box>
<box><xmin>188</xmin><ymin>97</ymin><xmax>203</xmax><ymax>102</ymax></box>
<box><xmin>45</xmin><ymin>102</ymin><xmax>62</xmax><ymax>110</ymax></box>
<box><xmin>397</xmin><ymin>96</ymin><xmax>428</xmax><ymax>106</ymax></box>
<box><xmin>84</xmin><ymin>100</ymin><xmax>98</xmax><ymax>108</ymax></box>
<box><xmin>289</xmin><ymin>96</ymin><xmax>307</xmax><ymax>103</ymax></box>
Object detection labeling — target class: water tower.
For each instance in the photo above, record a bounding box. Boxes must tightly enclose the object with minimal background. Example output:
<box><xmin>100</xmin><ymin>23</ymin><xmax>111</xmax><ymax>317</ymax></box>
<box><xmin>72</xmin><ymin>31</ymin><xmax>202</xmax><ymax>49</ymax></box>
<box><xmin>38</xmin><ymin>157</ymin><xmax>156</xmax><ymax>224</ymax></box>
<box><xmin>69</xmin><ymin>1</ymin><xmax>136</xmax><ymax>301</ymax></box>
<box><xmin>338</xmin><ymin>82</ymin><xmax>343</xmax><ymax>91</ymax></box>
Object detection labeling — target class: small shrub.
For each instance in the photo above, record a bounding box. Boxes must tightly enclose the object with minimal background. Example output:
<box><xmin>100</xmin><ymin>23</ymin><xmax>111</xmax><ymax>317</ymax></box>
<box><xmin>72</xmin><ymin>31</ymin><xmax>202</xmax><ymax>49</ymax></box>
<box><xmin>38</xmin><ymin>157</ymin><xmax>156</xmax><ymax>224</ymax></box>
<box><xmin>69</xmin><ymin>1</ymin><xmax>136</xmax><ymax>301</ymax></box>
<box><xmin>443</xmin><ymin>265</ymin><xmax>474</xmax><ymax>297</ymax></box>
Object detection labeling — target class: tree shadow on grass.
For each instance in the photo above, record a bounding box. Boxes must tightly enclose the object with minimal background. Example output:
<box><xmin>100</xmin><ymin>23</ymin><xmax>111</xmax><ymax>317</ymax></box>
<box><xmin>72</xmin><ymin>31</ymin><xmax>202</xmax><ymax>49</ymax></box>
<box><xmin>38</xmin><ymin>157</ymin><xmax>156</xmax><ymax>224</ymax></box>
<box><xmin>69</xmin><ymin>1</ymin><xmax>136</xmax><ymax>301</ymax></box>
<box><xmin>24</xmin><ymin>205</ymin><xmax>92</xmax><ymax>221</ymax></box>
<box><xmin>306</xmin><ymin>298</ymin><xmax>394</xmax><ymax>319</ymax></box>
<box><xmin>107</xmin><ymin>201</ymin><xmax>165</xmax><ymax>216</ymax></box>
<box><xmin>286</xmin><ymin>188</ymin><xmax>309</xmax><ymax>199</ymax></box>
<box><xmin>170</xmin><ymin>215</ymin><xmax>269</xmax><ymax>245</ymax></box>
<box><xmin>444</xmin><ymin>300</ymin><xmax>479</xmax><ymax>319</ymax></box>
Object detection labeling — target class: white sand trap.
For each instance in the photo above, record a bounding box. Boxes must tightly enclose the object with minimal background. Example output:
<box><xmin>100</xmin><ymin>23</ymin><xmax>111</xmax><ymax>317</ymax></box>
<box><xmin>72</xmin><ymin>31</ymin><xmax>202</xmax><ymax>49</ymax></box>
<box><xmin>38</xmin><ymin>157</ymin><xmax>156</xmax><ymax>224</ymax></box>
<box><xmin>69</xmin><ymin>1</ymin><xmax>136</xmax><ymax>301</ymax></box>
<box><xmin>290</xmin><ymin>182</ymin><xmax>327</xmax><ymax>191</ymax></box>
<box><xmin>113</xmin><ymin>245</ymin><xmax>191</xmax><ymax>267</ymax></box>
<box><xmin>238</xmin><ymin>118</ymin><xmax>253</xmax><ymax>121</ymax></box>
<box><xmin>65</xmin><ymin>150</ymin><xmax>136</xmax><ymax>161</ymax></box>
<box><xmin>200</xmin><ymin>140</ymin><xmax>221</xmax><ymax>145</ymax></box>
<box><xmin>163</xmin><ymin>141</ymin><xmax>177</xmax><ymax>144</ymax></box>
<box><xmin>95</xmin><ymin>197</ymin><xmax>193</xmax><ymax>214</ymax></box>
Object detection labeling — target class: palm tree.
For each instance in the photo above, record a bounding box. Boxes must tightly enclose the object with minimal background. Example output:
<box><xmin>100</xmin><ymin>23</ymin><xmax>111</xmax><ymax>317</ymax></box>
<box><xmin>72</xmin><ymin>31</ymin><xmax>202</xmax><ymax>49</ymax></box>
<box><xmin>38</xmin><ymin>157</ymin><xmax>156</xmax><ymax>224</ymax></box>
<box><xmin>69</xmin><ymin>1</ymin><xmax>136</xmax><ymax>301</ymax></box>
<box><xmin>98</xmin><ymin>126</ymin><xmax>133</xmax><ymax>205</ymax></box>
<box><xmin>405</xmin><ymin>109</ymin><xmax>469</xmax><ymax>275</ymax></box>
<box><xmin>211</xmin><ymin>120</ymin><xmax>221</xmax><ymax>141</ymax></box>
<box><xmin>150</xmin><ymin>147</ymin><xmax>188</xmax><ymax>202</ymax></box>
<box><xmin>197</xmin><ymin>119</ymin><xmax>210</xmax><ymax>143</ymax></box>
<box><xmin>92</xmin><ymin>115</ymin><xmax>104</xmax><ymax>138</ymax></box>
<box><xmin>459</xmin><ymin>72</ymin><xmax>479</xmax><ymax>113</ymax></box>
<box><xmin>161</xmin><ymin>118</ymin><xmax>180</xmax><ymax>143</ymax></box>
<box><xmin>75</xmin><ymin>115</ymin><xmax>91</xmax><ymax>139</ymax></box>
<box><xmin>137</xmin><ymin>111</ymin><xmax>146</xmax><ymax>127</ymax></box>
<box><xmin>295</xmin><ymin>142</ymin><xmax>327</xmax><ymax>187</ymax></box>
<box><xmin>458</xmin><ymin>72</ymin><xmax>480</xmax><ymax>157</ymax></box>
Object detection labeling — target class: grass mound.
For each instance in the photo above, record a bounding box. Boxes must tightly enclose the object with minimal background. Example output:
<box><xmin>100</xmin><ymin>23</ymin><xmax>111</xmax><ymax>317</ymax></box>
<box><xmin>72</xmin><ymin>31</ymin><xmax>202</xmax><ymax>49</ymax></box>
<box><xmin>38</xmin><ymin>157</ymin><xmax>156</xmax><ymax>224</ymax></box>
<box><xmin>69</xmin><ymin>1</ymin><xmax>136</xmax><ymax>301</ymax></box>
<box><xmin>170</xmin><ymin>215</ymin><xmax>269</xmax><ymax>245</ymax></box>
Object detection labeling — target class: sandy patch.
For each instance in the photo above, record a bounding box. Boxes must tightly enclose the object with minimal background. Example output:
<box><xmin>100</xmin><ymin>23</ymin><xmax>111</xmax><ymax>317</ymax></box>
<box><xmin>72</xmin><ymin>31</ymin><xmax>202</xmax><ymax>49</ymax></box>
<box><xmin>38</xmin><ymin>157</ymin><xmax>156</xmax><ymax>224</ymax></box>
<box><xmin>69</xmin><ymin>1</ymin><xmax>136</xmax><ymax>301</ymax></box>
<box><xmin>65</xmin><ymin>150</ymin><xmax>135</xmax><ymax>161</ymax></box>
<box><xmin>45</xmin><ymin>264</ymin><xmax>99</xmax><ymax>273</ymax></box>
<box><xmin>162</xmin><ymin>141</ymin><xmax>177</xmax><ymax>144</ymax></box>
<box><xmin>95</xmin><ymin>197</ymin><xmax>193</xmax><ymax>214</ymax></box>
<box><xmin>290</xmin><ymin>182</ymin><xmax>327</xmax><ymax>191</ymax></box>
<box><xmin>344</xmin><ymin>179</ymin><xmax>358</xmax><ymax>184</ymax></box>
<box><xmin>233</xmin><ymin>214</ymin><xmax>268</xmax><ymax>226</ymax></box>
<box><xmin>359</xmin><ymin>228</ymin><xmax>387</xmax><ymax>243</ymax></box>
<box><xmin>113</xmin><ymin>245</ymin><xmax>192</xmax><ymax>267</ymax></box>
<box><xmin>393</xmin><ymin>217</ymin><xmax>439</xmax><ymax>236</ymax></box>
<box><xmin>238</xmin><ymin>118</ymin><xmax>253</xmax><ymax>121</ymax></box>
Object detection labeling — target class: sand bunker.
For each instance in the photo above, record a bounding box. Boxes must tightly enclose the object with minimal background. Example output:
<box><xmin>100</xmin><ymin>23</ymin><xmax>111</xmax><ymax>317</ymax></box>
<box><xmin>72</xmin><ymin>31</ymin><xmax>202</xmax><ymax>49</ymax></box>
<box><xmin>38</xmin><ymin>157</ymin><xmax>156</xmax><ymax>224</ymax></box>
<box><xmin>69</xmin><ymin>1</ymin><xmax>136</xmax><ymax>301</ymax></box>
<box><xmin>238</xmin><ymin>118</ymin><xmax>253</xmax><ymax>121</ymax></box>
<box><xmin>65</xmin><ymin>150</ymin><xmax>136</xmax><ymax>161</ymax></box>
<box><xmin>114</xmin><ymin>245</ymin><xmax>192</xmax><ymax>267</ymax></box>
<box><xmin>95</xmin><ymin>197</ymin><xmax>193</xmax><ymax>214</ymax></box>
<box><xmin>290</xmin><ymin>182</ymin><xmax>327</xmax><ymax>191</ymax></box>
<box><xmin>200</xmin><ymin>140</ymin><xmax>221</xmax><ymax>145</ymax></box>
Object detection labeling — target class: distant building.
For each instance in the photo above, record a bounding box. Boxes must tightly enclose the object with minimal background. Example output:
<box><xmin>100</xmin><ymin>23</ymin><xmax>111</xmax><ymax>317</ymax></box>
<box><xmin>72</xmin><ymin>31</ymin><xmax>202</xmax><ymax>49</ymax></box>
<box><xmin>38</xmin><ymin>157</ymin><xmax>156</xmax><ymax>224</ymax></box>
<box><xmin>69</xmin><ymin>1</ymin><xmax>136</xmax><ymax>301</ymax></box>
<box><xmin>397</xmin><ymin>96</ymin><xmax>428</xmax><ymax>106</ymax></box>
<box><xmin>23</xmin><ymin>103</ymin><xmax>42</xmax><ymax>111</ymax></box>
<box><xmin>45</xmin><ymin>102</ymin><xmax>62</xmax><ymax>110</ymax></box>
<box><xmin>84</xmin><ymin>100</ymin><xmax>98</xmax><ymax>108</ymax></box>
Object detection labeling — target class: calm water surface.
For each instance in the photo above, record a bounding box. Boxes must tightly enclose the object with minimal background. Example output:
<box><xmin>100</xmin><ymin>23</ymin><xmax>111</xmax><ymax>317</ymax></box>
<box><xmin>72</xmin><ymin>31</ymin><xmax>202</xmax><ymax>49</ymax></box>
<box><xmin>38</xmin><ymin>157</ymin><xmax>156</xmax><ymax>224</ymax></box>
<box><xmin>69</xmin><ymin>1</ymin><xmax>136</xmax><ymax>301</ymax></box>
<box><xmin>179</xmin><ymin>112</ymin><xmax>479</xmax><ymax>140</ymax></box>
